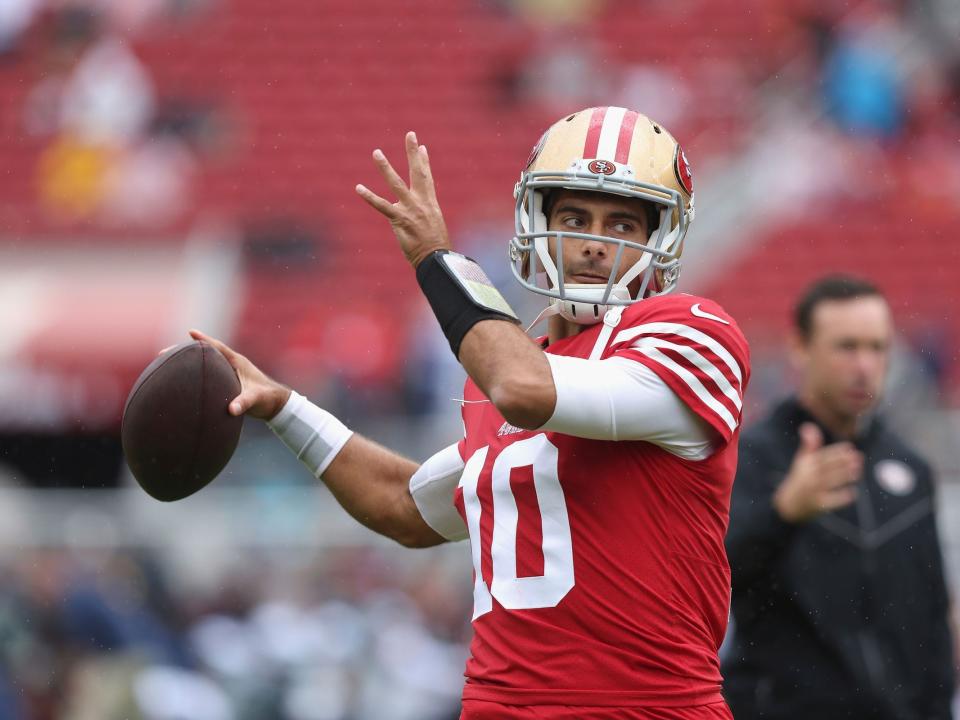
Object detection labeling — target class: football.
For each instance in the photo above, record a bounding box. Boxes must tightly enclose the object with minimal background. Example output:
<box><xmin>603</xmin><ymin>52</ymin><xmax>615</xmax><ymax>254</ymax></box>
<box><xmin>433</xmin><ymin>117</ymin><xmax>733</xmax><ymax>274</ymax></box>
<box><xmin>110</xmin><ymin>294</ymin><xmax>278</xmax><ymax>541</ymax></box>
<box><xmin>122</xmin><ymin>341</ymin><xmax>243</xmax><ymax>501</ymax></box>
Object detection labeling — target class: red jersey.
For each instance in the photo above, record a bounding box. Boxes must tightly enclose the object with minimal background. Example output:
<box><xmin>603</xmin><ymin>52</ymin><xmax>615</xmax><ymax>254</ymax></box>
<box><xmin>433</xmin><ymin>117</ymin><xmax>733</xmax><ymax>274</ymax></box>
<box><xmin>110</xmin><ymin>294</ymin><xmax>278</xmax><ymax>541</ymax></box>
<box><xmin>453</xmin><ymin>293</ymin><xmax>750</xmax><ymax>712</ymax></box>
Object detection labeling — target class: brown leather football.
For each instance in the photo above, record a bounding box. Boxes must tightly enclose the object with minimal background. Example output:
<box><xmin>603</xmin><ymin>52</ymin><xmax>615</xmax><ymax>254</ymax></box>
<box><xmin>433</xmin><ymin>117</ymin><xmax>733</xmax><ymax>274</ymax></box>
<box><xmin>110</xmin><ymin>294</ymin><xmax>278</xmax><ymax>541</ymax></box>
<box><xmin>122</xmin><ymin>341</ymin><xmax>243</xmax><ymax>501</ymax></box>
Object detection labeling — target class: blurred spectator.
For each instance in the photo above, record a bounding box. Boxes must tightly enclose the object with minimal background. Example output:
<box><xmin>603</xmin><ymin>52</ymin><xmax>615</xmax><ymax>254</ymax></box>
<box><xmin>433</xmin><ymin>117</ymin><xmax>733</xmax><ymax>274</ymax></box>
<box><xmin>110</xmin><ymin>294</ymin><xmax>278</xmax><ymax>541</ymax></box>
<box><xmin>100</xmin><ymin>0</ymin><xmax>215</xmax><ymax>37</ymax></box>
<box><xmin>910</xmin><ymin>323</ymin><xmax>953</xmax><ymax>395</ymax></box>
<box><xmin>133</xmin><ymin>666</ymin><xmax>234</xmax><ymax>720</ymax></box>
<box><xmin>151</xmin><ymin>97</ymin><xmax>237</xmax><ymax>160</ymax></box>
<box><xmin>514</xmin><ymin>26</ymin><xmax>611</xmax><ymax>112</ymax></box>
<box><xmin>99</xmin><ymin>135</ymin><xmax>195</xmax><ymax>227</ymax></box>
<box><xmin>24</xmin><ymin>5</ymin><xmax>204</xmax><ymax>228</ymax></box>
<box><xmin>614</xmin><ymin>65</ymin><xmax>691</xmax><ymax>132</ymax></box>
<box><xmin>723</xmin><ymin>276</ymin><xmax>955</xmax><ymax>719</ymax></box>
<box><xmin>911</xmin><ymin>0</ymin><xmax>960</xmax><ymax>66</ymax></box>
<box><xmin>0</xmin><ymin>0</ymin><xmax>39</xmax><ymax>56</ymax></box>
<box><xmin>821</xmin><ymin>6</ymin><xmax>908</xmax><ymax>139</ymax></box>
<box><xmin>243</xmin><ymin>216</ymin><xmax>323</xmax><ymax>273</ymax></box>
<box><xmin>57</xmin><ymin>35</ymin><xmax>154</xmax><ymax>146</ymax></box>
<box><xmin>402</xmin><ymin>303</ymin><xmax>465</xmax><ymax>418</ymax></box>
<box><xmin>506</xmin><ymin>0</ymin><xmax>603</xmax><ymax>26</ymax></box>
<box><xmin>0</xmin><ymin>668</ymin><xmax>24</xmax><ymax>718</ymax></box>
<box><xmin>896</xmin><ymin>61</ymin><xmax>960</xmax><ymax>215</ymax></box>
<box><xmin>0</xmin><ymin>544</ymin><xmax>470</xmax><ymax>720</ymax></box>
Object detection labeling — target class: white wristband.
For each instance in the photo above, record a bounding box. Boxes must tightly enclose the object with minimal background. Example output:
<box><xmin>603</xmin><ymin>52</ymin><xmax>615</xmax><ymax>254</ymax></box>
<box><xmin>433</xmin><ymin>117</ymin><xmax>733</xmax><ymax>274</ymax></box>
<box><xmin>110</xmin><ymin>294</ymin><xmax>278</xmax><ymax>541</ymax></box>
<box><xmin>267</xmin><ymin>391</ymin><xmax>354</xmax><ymax>478</ymax></box>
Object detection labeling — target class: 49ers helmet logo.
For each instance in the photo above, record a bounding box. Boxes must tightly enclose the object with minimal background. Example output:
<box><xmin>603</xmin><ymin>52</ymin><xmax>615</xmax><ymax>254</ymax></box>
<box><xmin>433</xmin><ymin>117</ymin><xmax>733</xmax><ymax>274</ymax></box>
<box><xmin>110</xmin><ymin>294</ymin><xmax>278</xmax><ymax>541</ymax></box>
<box><xmin>674</xmin><ymin>145</ymin><xmax>693</xmax><ymax>195</ymax></box>
<box><xmin>588</xmin><ymin>159</ymin><xmax>616</xmax><ymax>175</ymax></box>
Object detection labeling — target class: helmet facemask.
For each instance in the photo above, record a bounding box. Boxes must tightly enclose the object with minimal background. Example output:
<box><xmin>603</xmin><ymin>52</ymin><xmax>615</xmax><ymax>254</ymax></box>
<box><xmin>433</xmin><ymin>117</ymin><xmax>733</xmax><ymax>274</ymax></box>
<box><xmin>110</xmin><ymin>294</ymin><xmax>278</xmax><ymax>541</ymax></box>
<box><xmin>511</xmin><ymin>161</ymin><xmax>691</xmax><ymax>325</ymax></box>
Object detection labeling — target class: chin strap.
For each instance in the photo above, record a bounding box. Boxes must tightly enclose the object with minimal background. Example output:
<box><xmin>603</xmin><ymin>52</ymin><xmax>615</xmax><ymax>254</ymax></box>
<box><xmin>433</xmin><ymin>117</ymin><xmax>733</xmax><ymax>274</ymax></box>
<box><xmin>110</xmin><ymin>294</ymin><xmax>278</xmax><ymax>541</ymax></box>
<box><xmin>525</xmin><ymin>303</ymin><xmax>563</xmax><ymax>335</ymax></box>
<box><xmin>589</xmin><ymin>306</ymin><xmax>624</xmax><ymax>360</ymax></box>
<box><xmin>526</xmin><ymin>303</ymin><xmax>625</xmax><ymax>362</ymax></box>
<box><xmin>555</xmin><ymin>284</ymin><xmax>633</xmax><ymax>325</ymax></box>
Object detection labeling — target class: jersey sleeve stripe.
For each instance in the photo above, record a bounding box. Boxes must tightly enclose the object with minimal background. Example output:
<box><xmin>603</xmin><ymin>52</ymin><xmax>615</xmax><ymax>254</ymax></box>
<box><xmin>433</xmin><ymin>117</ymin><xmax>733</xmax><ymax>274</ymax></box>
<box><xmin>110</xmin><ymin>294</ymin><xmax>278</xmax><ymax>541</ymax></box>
<box><xmin>634</xmin><ymin>346</ymin><xmax>738</xmax><ymax>433</ymax></box>
<box><xmin>613</xmin><ymin>322</ymin><xmax>744</xmax><ymax>383</ymax></box>
<box><xmin>655</xmin><ymin>346</ymin><xmax>742</xmax><ymax>422</ymax></box>
<box><xmin>638</xmin><ymin>334</ymin><xmax>743</xmax><ymax>396</ymax></box>
<box><xmin>631</xmin><ymin>337</ymin><xmax>743</xmax><ymax>411</ymax></box>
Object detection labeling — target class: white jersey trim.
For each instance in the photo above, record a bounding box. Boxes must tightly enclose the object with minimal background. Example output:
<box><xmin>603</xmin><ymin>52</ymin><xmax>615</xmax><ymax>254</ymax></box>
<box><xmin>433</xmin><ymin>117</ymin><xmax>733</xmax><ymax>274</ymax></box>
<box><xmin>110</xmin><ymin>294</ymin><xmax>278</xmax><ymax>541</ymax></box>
<box><xmin>409</xmin><ymin>443</ymin><xmax>468</xmax><ymax>542</ymax></box>
<box><xmin>541</xmin><ymin>354</ymin><xmax>714</xmax><ymax>460</ymax></box>
<box><xmin>613</xmin><ymin>322</ymin><xmax>743</xmax><ymax>384</ymax></box>
<box><xmin>631</xmin><ymin>337</ymin><xmax>743</xmax><ymax>411</ymax></box>
<box><xmin>633</xmin><ymin>346</ymin><xmax>738</xmax><ymax>433</ymax></box>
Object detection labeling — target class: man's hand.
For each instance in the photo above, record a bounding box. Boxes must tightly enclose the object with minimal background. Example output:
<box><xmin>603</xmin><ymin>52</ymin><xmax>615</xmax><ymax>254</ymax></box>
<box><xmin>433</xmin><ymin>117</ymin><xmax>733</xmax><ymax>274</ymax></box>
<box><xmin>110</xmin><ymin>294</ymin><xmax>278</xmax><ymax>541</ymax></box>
<box><xmin>773</xmin><ymin>423</ymin><xmax>864</xmax><ymax>524</ymax></box>
<box><xmin>355</xmin><ymin>131</ymin><xmax>451</xmax><ymax>268</ymax></box>
<box><xmin>188</xmin><ymin>330</ymin><xmax>291</xmax><ymax>420</ymax></box>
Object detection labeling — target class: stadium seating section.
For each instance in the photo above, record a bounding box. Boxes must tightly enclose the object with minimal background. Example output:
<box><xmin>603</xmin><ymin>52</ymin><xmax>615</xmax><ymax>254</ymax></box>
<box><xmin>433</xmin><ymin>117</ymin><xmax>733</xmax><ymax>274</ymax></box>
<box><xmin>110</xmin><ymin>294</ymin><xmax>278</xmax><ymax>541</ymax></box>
<box><xmin>1</xmin><ymin>0</ymin><xmax>957</xmax><ymax>394</ymax></box>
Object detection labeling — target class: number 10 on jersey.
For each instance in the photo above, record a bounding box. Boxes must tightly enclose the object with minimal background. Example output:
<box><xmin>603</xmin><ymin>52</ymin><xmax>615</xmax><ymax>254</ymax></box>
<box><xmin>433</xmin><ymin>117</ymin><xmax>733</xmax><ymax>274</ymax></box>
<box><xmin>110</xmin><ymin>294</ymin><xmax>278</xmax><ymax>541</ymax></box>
<box><xmin>459</xmin><ymin>434</ymin><xmax>575</xmax><ymax>619</ymax></box>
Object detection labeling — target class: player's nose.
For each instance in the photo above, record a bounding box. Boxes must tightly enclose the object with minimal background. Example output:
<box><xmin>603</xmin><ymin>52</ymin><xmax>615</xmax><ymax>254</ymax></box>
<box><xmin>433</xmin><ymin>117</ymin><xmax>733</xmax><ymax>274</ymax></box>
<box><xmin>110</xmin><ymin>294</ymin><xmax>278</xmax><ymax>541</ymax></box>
<box><xmin>579</xmin><ymin>235</ymin><xmax>607</xmax><ymax>257</ymax></box>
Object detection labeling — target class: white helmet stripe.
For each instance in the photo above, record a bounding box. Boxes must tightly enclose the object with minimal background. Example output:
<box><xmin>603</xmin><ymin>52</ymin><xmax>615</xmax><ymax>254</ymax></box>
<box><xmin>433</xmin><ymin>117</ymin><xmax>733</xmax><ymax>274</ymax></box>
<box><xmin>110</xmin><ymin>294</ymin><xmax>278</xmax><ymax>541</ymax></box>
<box><xmin>596</xmin><ymin>106</ymin><xmax>627</xmax><ymax>161</ymax></box>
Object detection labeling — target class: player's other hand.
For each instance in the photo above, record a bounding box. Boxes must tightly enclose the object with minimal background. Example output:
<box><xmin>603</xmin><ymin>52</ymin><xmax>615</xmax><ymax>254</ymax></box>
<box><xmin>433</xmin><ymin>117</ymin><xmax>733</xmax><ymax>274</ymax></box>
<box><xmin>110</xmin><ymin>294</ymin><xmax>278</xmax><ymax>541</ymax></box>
<box><xmin>773</xmin><ymin>423</ymin><xmax>864</xmax><ymax>524</ymax></box>
<box><xmin>187</xmin><ymin>330</ymin><xmax>291</xmax><ymax>421</ymax></box>
<box><xmin>355</xmin><ymin>131</ymin><xmax>451</xmax><ymax>268</ymax></box>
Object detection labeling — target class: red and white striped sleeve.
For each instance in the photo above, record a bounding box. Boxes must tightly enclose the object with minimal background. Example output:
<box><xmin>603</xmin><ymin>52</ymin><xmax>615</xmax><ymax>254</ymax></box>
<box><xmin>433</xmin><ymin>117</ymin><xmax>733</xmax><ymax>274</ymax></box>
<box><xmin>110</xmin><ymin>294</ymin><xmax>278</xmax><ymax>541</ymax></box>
<box><xmin>609</xmin><ymin>297</ymin><xmax>750</xmax><ymax>444</ymax></box>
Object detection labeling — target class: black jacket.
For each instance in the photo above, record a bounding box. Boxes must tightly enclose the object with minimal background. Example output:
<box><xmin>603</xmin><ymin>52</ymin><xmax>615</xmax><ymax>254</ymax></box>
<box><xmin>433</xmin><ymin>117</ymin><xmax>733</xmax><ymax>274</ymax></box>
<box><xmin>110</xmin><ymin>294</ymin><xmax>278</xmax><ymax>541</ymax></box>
<box><xmin>723</xmin><ymin>397</ymin><xmax>954</xmax><ymax>720</ymax></box>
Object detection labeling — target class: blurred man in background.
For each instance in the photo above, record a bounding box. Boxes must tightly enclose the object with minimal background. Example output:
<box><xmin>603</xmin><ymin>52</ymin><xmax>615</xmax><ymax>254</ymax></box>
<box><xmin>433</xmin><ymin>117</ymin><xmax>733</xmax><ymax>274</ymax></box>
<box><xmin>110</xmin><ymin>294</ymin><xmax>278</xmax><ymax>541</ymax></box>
<box><xmin>723</xmin><ymin>275</ymin><xmax>955</xmax><ymax>719</ymax></box>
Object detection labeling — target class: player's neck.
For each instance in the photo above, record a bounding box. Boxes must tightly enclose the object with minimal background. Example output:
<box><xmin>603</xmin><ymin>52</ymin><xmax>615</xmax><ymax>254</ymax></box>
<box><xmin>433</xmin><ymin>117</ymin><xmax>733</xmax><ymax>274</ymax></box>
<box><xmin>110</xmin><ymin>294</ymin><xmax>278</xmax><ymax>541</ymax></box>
<box><xmin>547</xmin><ymin>315</ymin><xmax>590</xmax><ymax>345</ymax></box>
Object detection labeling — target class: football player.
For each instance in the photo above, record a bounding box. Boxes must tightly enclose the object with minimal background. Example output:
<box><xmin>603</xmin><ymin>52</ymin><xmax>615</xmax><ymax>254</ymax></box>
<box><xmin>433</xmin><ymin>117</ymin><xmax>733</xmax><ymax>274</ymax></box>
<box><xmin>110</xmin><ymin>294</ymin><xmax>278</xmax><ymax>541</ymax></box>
<box><xmin>195</xmin><ymin>107</ymin><xmax>750</xmax><ymax>719</ymax></box>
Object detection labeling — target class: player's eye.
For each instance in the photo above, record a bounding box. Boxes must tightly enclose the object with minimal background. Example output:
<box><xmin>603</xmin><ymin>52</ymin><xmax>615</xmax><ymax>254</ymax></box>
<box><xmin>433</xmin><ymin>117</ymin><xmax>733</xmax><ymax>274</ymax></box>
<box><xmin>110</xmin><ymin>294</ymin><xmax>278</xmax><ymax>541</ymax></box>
<box><xmin>611</xmin><ymin>221</ymin><xmax>634</xmax><ymax>234</ymax></box>
<box><xmin>562</xmin><ymin>216</ymin><xmax>585</xmax><ymax>229</ymax></box>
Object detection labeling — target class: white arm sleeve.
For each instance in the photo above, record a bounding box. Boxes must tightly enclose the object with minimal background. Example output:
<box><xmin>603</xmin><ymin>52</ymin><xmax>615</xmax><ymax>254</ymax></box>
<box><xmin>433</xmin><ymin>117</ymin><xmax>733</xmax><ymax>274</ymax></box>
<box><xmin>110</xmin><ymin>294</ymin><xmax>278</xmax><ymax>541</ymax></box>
<box><xmin>409</xmin><ymin>443</ymin><xmax>468</xmax><ymax>541</ymax></box>
<box><xmin>541</xmin><ymin>354</ymin><xmax>715</xmax><ymax>460</ymax></box>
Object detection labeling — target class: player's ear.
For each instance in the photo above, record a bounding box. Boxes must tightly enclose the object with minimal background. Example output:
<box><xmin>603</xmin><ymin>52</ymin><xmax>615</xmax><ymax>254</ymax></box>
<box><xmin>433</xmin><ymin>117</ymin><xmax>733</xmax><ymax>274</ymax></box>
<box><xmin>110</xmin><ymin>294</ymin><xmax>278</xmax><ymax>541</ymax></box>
<box><xmin>787</xmin><ymin>327</ymin><xmax>809</xmax><ymax>374</ymax></box>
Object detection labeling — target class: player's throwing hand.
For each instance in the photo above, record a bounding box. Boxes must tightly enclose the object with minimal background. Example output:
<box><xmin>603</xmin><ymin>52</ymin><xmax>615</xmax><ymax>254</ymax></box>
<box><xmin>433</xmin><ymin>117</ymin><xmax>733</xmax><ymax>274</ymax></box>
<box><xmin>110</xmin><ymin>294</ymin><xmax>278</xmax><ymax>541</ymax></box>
<box><xmin>355</xmin><ymin>130</ymin><xmax>451</xmax><ymax>268</ymax></box>
<box><xmin>188</xmin><ymin>329</ymin><xmax>291</xmax><ymax>420</ymax></box>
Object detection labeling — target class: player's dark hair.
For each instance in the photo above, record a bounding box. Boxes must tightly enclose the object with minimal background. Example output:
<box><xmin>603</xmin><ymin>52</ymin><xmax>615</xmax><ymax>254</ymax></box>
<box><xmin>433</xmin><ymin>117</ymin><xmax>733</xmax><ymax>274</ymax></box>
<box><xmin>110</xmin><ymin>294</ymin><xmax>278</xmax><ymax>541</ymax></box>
<box><xmin>794</xmin><ymin>275</ymin><xmax>884</xmax><ymax>339</ymax></box>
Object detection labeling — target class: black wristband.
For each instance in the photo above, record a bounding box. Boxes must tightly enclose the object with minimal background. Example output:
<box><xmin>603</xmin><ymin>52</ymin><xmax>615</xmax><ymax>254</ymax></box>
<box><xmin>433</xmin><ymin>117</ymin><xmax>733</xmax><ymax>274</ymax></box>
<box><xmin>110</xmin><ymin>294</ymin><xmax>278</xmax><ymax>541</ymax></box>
<box><xmin>416</xmin><ymin>250</ymin><xmax>520</xmax><ymax>358</ymax></box>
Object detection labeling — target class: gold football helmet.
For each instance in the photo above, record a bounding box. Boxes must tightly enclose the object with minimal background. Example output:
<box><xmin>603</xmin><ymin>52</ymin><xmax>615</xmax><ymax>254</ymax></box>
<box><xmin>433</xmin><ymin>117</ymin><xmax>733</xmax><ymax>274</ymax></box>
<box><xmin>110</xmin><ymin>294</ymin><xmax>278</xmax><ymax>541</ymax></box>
<box><xmin>511</xmin><ymin>106</ymin><xmax>695</xmax><ymax>325</ymax></box>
